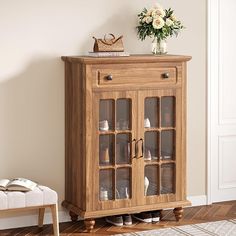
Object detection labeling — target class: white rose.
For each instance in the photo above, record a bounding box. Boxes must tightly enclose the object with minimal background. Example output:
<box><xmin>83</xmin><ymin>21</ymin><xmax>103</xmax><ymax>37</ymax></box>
<box><xmin>170</xmin><ymin>14</ymin><xmax>177</xmax><ymax>21</ymax></box>
<box><xmin>152</xmin><ymin>8</ymin><xmax>165</xmax><ymax>18</ymax></box>
<box><xmin>146</xmin><ymin>9</ymin><xmax>153</xmax><ymax>16</ymax></box>
<box><xmin>166</xmin><ymin>18</ymin><xmax>173</xmax><ymax>26</ymax></box>
<box><xmin>152</xmin><ymin>16</ymin><xmax>165</xmax><ymax>29</ymax></box>
<box><xmin>145</xmin><ymin>16</ymin><xmax>153</xmax><ymax>24</ymax></box>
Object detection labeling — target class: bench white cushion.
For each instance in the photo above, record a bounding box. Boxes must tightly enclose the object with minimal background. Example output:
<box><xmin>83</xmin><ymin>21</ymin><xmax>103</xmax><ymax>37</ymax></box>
<box><xmin>0</xmin><ymin>191</ymin><xmax>8</xmax><ymax>210</ymax></box>
<box><xmin>0</xmin><ymin>185</ymin><xmax>58</xmax><ymax>210</ymax></box>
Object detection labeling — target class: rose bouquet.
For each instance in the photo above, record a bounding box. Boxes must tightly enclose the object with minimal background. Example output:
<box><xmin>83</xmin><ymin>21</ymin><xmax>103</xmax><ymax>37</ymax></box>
<box><xmin>136</xmin><ymin>3</ymin><xmax>184</xmax><ymax>54</ymax></box>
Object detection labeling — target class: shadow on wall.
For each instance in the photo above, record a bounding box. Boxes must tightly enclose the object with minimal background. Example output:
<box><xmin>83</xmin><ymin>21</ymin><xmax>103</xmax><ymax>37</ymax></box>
<box><xmin>0</xmin><ymin>57</ymin><xmax>64</xmax><ymax>193</ymax></box>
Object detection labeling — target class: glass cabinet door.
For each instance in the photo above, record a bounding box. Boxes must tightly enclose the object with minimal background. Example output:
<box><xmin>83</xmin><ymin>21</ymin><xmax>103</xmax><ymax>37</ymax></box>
<box><xmin>95</xmin><ymin>90</ymin><xmax>179</xmax><ymax>207</ymax></box>
<box><xmin>143</xmin><ymin>94</ymin><xmax>176</xmax><ymax>200</ymax></box>
<box><xmin>98</xmin><ymin>96</ymin><xmax>134</xmax><ymax>202</ymax></box>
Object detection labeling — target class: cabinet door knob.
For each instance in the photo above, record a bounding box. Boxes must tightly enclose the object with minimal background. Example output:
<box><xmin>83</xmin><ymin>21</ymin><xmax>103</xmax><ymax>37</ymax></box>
<box><xmin>106</xmin><ymin>75</ymin><xmax>113</xmax><ymax>81</ymax></box>
<box><xmin>162</xmin><ymin>72</ymin><xmax>169</xmax><ymax>79</ymax></box>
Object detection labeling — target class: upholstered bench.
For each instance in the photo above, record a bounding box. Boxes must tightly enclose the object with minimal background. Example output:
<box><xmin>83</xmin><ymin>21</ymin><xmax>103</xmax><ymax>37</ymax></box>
<box><xmin>0</xmin><ymin>185</ymin><xmax>59</xmax><ymax>236</ymax></box>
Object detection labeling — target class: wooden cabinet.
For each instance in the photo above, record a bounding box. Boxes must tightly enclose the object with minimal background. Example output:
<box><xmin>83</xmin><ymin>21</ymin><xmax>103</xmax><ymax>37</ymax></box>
<box><xmin>62</xmin><ymin>55</ymin><xmax>191</xmax><ymax>231</ymax></box>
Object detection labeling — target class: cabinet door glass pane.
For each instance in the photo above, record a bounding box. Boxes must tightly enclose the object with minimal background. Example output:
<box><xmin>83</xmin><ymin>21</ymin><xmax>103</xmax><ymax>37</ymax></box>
<box><xmin>116</xmin><ymin>168</ymin><xmax>131</xmax><ymax>199</ymax></box>
<box><xmin>116</xmin><ymin>99</ymin><xmax>131</xmax><ymax>130</ymax></box>
<box><xmin>144</xmin><ymin>131</ymin><xmax>159</xmax><ymax>161</ymax></box>
<box><xmin>161</xmin><ymin>163</ymin><xmax>175</xmax><ymax>194</ymax></box>
<box><xmin>99</xmin><ymin>100</ymin><xmax>114</xmax><ymax>131</ymax></box>
<box><xmin>144</xmin><ymin>165</ymin><xmax>159</xmax><ymax>196</ymax></box>
<box><xmin>161</xmin><ymin>130</ymin><xmax>175</xmax><ymax>160</ymax></box>
<box><xmin>161</xmin><ymin>97</ymin><xmax>175</xmax><ymax>127</ymax></box>
<box><xmin>99</xmin><ymin>169</ymin><xmax>114</xmax><ymax>201</ymax></box>
<box><xmin>116</xmin><ymin>134</ymin><xmax>131</xmax><ymax>164</ymax></box>
<box><xmin>99</xmin><ymin>134</ymin><xmax>114</xmax><ymax>165</ymax></box>
<box><xmin>144</xmin><ymin>98</ymin><xmax>159</xmax><ymax>128</ymax></box>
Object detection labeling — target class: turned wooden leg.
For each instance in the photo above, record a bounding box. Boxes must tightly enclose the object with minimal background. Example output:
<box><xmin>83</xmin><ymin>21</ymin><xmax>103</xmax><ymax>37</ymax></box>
<box><xmin>173</xmin><ymin>207</ymin><xmax>183</xmax><ymax>222</ymax></box>
<box><xmin>69</xmin><ymin>211</ymin><xmax>78</xmax><ymax>222</ymax></box>
<box><xmin>84</xmin><ymin>219</ymin><xmax>95</xmax><ymax>232</ymax></box>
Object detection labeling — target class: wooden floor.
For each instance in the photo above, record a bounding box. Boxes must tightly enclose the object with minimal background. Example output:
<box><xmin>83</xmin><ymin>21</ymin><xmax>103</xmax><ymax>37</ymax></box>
<box><xmin>1</xmin><ymin>201</ymin><xmax>236</xmax><ymax>235</ymax></box>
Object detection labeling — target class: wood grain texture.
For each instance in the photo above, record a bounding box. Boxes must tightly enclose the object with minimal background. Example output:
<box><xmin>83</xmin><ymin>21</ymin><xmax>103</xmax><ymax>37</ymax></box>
<box><xmin>1</xmin><ymin>201</ymin><xmax>236</xmax><ymax>235</ymax></box>
<box><xmin>91</xmin><ymin>62</ymin><xmax>182</xmax><ymax>92</ymax></box>
<box><xmin>91</xmin><ymin>91</ymin><xmax>137</xmax><ymax>213</ymax></box>
<box><xmin>181</xmin><ymin>62</ymin><xmax>187</xmax><ymax>200</ymax></box>
<box><xmin>62</xmin><ymin>55</ymin><xmax>191</xmax><ymax>226</ymax></box>
<box><xmin>64</xmin><ymin>61</ymin><xmax>85</xmax><ymax>212</ymax></box>
<box><xmin>61</xmin><ymin>54</ymin><xmax>192</xmax><ymax>64</ymax></box>
<box><xmin>96</xmin><ymin>66</ymin><xmax>177</xmax><ymax>87</ymax></box>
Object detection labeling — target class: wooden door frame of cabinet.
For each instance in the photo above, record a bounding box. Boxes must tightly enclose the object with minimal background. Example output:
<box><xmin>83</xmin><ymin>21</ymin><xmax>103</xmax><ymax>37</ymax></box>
<box><xmin>62</xmin><ymin>199</ymin><xmax>190</xmax><ymax>219</ymax></box>
<box><xmin>89</xmin><ymin>91</ymin><xmax>138</xmax><ymax>212</ymax></box>
<box><xmin>137</xmin><ymin>88</ymin><xmax>185</xmax><ymax>204</ymax></box>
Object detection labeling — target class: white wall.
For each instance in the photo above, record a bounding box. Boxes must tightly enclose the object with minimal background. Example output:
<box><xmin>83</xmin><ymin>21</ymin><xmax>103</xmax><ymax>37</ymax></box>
<box><xmin>0</xmin><ymin>0</ymin><xmax>206</xmax><ymax>227</ymax></box>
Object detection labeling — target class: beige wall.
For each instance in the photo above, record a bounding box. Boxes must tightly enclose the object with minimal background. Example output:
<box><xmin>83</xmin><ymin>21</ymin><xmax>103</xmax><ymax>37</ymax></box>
<box><xmin>0</xmin><ymin>0</ymin><xmax>206</xmax><ymax>213</ymax></box>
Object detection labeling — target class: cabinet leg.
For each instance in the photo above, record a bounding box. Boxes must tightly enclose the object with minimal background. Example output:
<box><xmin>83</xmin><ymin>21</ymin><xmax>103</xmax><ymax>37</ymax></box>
<box><xmin>69</xmin><ymin>211</ymin><xmax>78</xmax><ymax>222</ymax></box>
<box><xmin>84</xmin><ymin>219</ymin><xmax>95</xmax><ymax>232</ymax></box>
<box><xmin>173</xmin><ymin>207</ymin><xmax>183</xmax><ymax>222</ymax></box>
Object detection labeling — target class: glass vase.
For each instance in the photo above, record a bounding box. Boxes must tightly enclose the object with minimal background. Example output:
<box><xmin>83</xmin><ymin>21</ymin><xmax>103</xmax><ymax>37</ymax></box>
<box><xmin>152</xmin><ymin>39</ymin><xmax>167</xmax><ymax>55</ymax></box>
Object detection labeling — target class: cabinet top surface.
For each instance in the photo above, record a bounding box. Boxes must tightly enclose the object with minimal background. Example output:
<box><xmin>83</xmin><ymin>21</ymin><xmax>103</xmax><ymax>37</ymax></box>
<box><xmin>61</xmin><ymin>54</ymin><xmax>191</xmax><ymax>64</ymax></box>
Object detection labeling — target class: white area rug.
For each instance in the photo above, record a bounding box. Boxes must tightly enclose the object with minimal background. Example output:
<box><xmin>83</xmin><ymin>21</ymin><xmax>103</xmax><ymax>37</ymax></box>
<box><xmin>115</xmin><ymin>219</ymin><xmax>236</xmax><ymax>236</ymax></box>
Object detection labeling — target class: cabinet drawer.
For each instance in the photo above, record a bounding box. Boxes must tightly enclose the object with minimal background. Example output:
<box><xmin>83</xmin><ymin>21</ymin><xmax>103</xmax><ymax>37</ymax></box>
<box><xmin>94</xmin><ymin>65</ymin><xmax>178</xmax><ymax>88</ymax></box>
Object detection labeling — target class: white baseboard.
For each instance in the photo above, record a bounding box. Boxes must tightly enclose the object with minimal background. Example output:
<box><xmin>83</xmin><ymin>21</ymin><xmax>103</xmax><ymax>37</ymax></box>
<box><xmin>0</xmin><ymin>195</ymin><xmax>208</xmax><ymax>230</ymax></box>
<box><xmin>187</xmin><ymin>195</ymin><xmax>207</xmax><ymax>206</ymax></box>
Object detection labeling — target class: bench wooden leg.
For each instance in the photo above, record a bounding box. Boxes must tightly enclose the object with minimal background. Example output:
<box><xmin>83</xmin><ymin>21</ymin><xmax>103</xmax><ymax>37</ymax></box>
<box><xmin>38</xmin><ymin>207</ymin><xmax>45</xmax><ymax>227</ymax></box>
<box><xmin>50</xmin><ymin>204</ymin><xmax>59</xmax><ymax>236</ymax></box>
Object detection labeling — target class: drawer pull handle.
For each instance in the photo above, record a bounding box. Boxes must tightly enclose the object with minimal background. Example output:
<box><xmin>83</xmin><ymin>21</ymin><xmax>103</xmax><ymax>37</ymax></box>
<box><xmin>106</xmin><ymin>75</ymin><xmax>113</xmax><ymax>81</ymax></box>
<box><xmin>162</xmin><ymin>72</ymin><xmax>169</xmax><ymax>79</ymax></box>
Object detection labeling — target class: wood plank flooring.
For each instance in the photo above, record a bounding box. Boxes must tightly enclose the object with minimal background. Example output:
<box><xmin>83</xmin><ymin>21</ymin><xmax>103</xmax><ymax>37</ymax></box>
<box><xmin>1</xmin><ymin>201</ymin><xmax>236</xmax><ymax>235</ymax></box>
